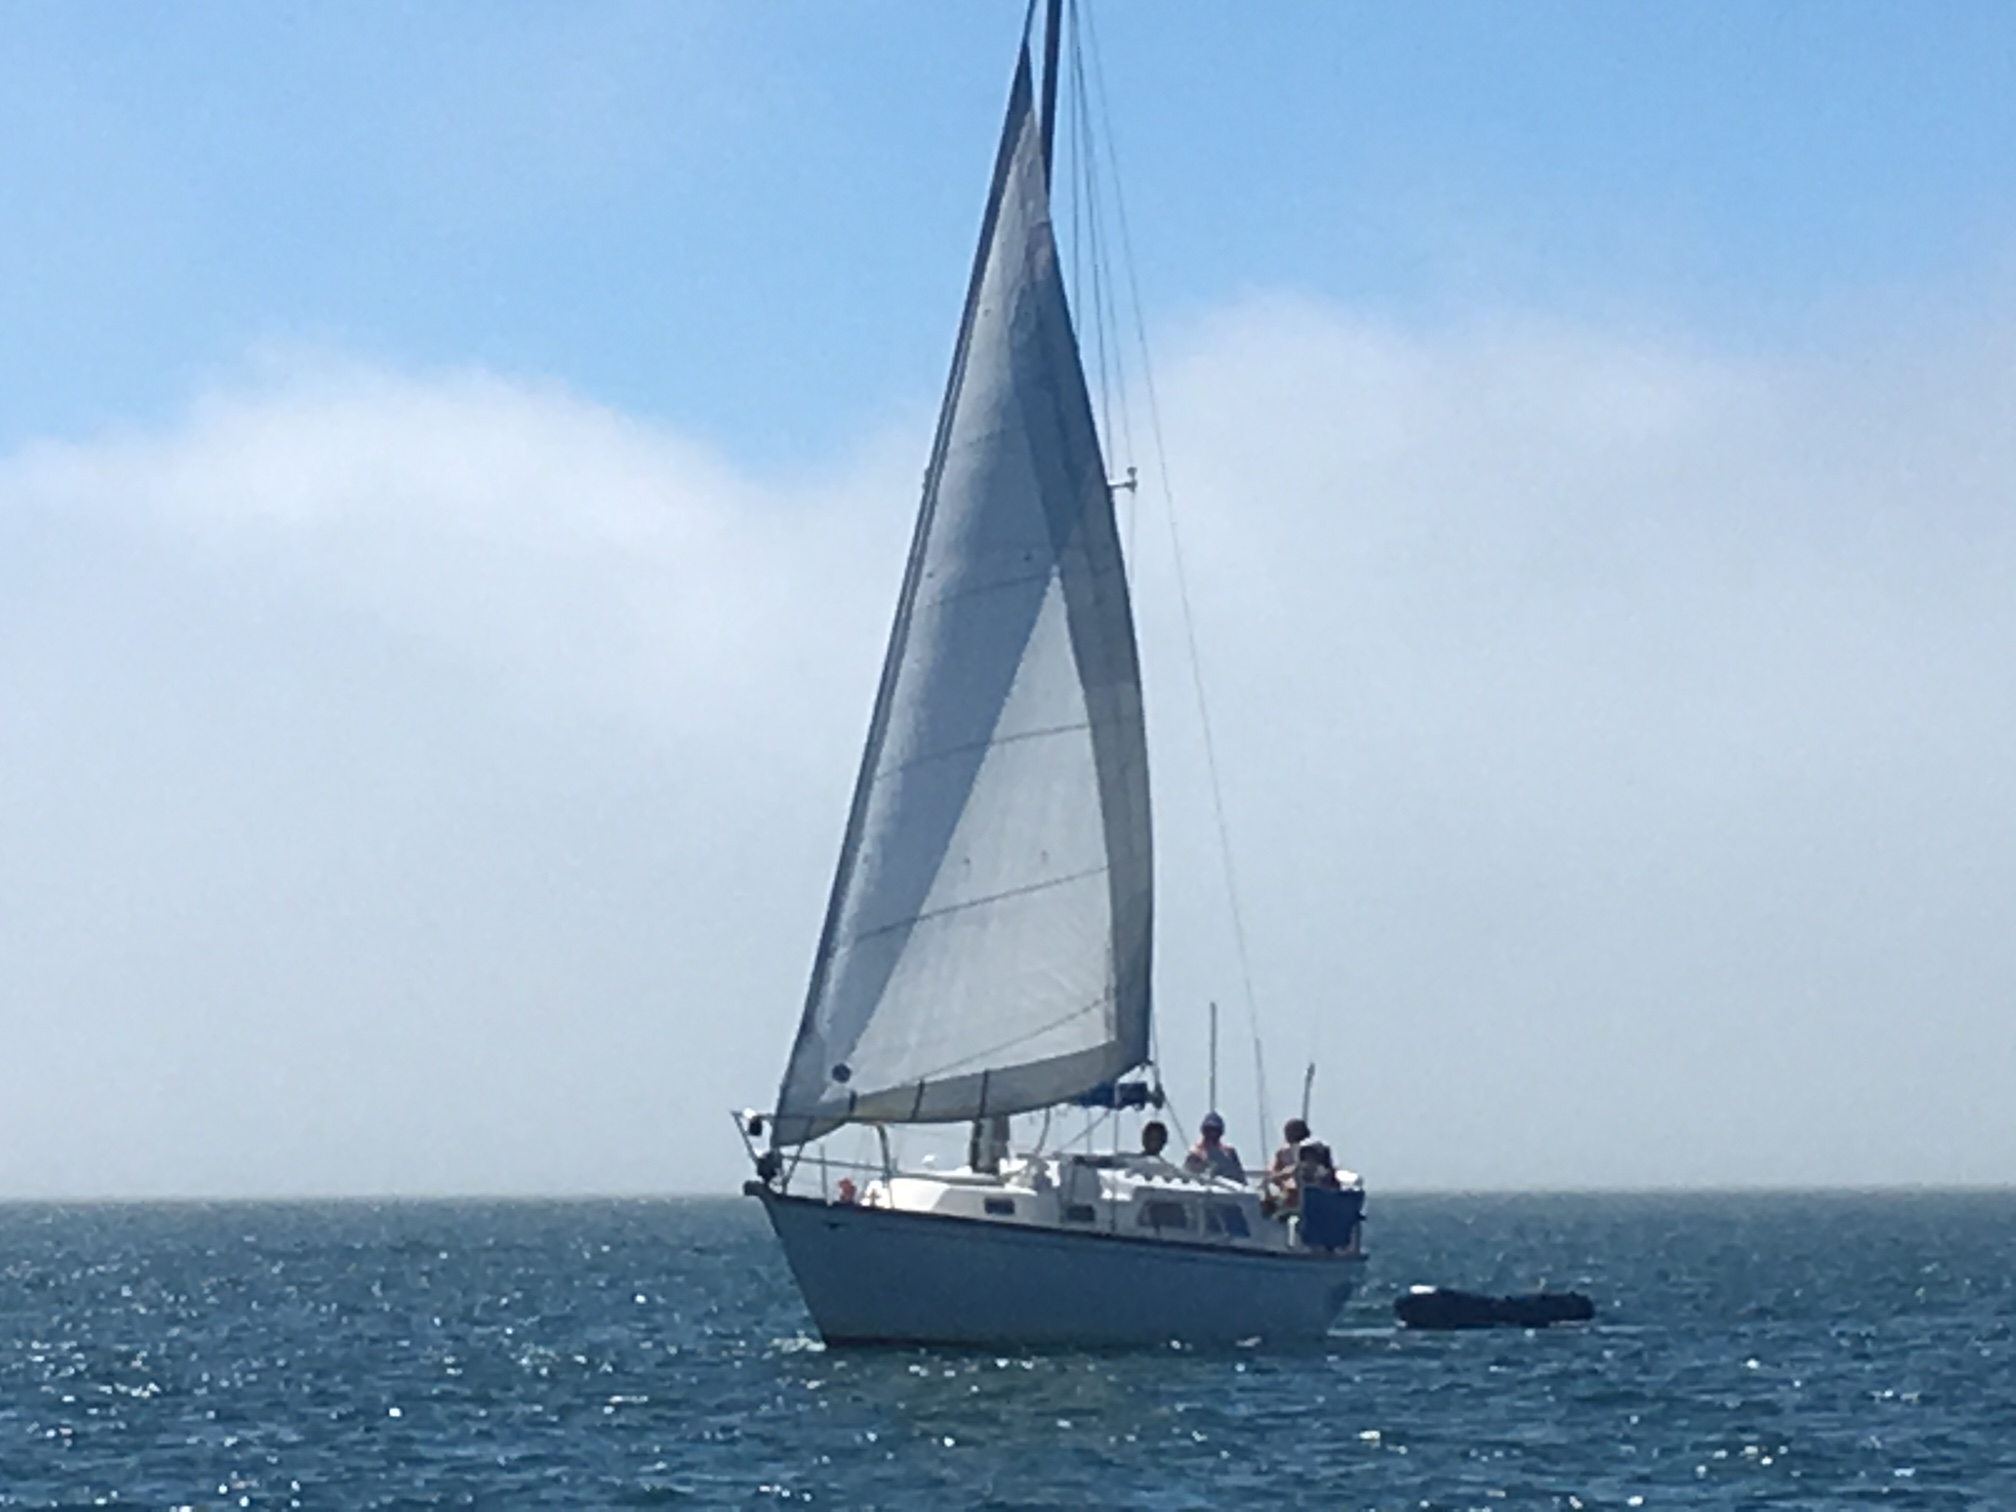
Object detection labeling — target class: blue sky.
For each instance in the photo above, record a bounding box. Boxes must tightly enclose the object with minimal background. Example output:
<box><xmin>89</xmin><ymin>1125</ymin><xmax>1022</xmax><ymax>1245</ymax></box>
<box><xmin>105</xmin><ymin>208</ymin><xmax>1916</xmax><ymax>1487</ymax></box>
<box><xmin>3</xmin><ymin>4</ymin><xmax>2015</xmax><ymax>1197</ymax></box>
<box><xmin>7</xmin><ymin>3</ymin><xmax>2012</xmax><ymax>459</ymax></box>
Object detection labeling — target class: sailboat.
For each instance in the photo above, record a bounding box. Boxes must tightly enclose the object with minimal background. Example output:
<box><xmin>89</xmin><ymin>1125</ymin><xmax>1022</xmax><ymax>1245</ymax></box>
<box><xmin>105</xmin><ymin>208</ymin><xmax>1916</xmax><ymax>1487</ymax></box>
<box><xmin>738</xmin><ymin>1</ymin><xmax>1366</xmax><ymax>1348</ymax></box>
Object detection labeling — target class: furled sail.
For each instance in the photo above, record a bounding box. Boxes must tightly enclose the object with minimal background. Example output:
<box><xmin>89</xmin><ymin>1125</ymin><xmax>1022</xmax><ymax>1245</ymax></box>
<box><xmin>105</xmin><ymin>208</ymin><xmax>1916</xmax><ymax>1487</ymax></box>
<box><xmin>771</xmin><ymin>45</ymin><xmax>1151</xmax><ymax>1149</ymax></box>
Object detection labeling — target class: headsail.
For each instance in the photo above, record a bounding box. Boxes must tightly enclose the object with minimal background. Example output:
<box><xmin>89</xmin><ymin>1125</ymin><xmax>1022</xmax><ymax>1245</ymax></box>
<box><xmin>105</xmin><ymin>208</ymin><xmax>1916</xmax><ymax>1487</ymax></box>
<box><xmin>772</xmin><ymin>42</ymin><xmax>1151</xmax><ymax>1149</ymax></box>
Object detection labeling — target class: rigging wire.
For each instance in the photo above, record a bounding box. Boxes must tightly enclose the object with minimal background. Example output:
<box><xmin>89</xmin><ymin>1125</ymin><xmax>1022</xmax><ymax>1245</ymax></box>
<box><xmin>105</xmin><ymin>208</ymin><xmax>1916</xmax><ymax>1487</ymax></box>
<box><xmin>1072</xmin><ymin>1</ymin><xmax>1274</xmax><ymax>1156</ymax></box>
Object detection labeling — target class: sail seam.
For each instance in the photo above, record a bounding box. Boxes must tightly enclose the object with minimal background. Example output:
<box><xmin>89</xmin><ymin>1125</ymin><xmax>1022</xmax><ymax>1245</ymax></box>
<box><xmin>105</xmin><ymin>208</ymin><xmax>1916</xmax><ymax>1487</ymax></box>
<box><xmin>905</xmin><ymin>994</ymin><xmax>1114</xmax><ymax>1083</ymax></box>
<box><xmin>917</xmin><ymin>562</ymin><xmax>1061</xmax><ymax>610</ymax></box>
<box><xmin>872</xmin><ymin>719</ymin><xmax>1092</xmax><ymax>784</ymax></box>
<box><xmin>846</xmin><ymin>863</ymin><xmax>1108</xmax><ymax>947</ymax></box>
<box><xmin>794</xmin><ymin>1026</ymin><xmax>1122</xmax><ymax>1135</ymax></box>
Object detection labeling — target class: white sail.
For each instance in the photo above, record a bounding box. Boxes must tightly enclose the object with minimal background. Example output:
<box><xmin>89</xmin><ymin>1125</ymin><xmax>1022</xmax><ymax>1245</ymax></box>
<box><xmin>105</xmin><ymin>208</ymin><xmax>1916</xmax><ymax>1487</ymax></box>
<box><xmin>772</xmin><ymin>46</ymin><xmax>1151</xmax><ymax>1149</ymax></box>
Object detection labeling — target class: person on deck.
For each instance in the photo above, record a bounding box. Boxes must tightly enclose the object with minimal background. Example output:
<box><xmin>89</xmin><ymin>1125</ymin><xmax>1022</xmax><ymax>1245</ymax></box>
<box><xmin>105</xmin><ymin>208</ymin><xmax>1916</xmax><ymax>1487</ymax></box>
<box><xmin>1270</xmin><ymin>1117</ymin><xmax>1312</xmax><ymax>1182</ymax></box>
<box><xmin>1185</xmin><ymin>1112</ymin><xmax>1245</xmax><ymax>1182</ymax></box>
<box><xmin>1140</xmin><ymin>1120</ymin><xmax>1171</xmax><ymax>1159</ymax></box>
<box><xmin>1296</xmin><ymin>1139</ymin><xmax>1342</xmax><ymax>1192</ymax></box>
<box><xmin>1261</xmin><ymin>1119</ymin><xmax>1341</xmax><ymax>1215</ymax></box>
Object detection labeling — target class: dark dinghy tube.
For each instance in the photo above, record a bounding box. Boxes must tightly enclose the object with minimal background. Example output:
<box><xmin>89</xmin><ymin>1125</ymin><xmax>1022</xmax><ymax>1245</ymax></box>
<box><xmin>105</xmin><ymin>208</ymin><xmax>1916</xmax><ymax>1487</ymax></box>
<box><xmin>1394</xmin><ymin>1286</ymin><xmax>1596</xmax><ymax>1331</ymax></box>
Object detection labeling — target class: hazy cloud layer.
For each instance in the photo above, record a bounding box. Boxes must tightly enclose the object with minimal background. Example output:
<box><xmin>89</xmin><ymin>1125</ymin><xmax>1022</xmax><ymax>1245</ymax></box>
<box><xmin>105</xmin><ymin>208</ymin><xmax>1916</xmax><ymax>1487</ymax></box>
<box><xmin>3</xmin><ymin>301</ymin><xmax>2012</xmax><ymax>1197</ymax></box>
<box><xmin>1144</xmin><ymin>298</ymin><xmax>2016</xmax><ymax>1188</ymax></box>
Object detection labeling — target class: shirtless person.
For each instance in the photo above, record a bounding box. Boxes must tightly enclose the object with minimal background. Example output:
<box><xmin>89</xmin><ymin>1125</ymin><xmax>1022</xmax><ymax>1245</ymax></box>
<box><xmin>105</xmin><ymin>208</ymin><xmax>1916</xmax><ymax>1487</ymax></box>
<box><xmin>1269</xmin><ymin>1118</ymin><xmax>1312</xmax><ymax>1183</ymax></box>
<box><xmin>1265</xmin><ymin>1117</ymin><xmax>1336</xmax><ymax>1214</ymax></box>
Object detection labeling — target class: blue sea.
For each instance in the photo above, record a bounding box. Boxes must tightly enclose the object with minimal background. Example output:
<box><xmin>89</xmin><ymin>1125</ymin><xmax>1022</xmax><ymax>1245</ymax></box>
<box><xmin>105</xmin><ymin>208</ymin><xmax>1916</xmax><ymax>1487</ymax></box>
<box><xmin>3</xmin><ymin>1192</ymin><xmax>2013</xmax><ymax>1508</ymax></box>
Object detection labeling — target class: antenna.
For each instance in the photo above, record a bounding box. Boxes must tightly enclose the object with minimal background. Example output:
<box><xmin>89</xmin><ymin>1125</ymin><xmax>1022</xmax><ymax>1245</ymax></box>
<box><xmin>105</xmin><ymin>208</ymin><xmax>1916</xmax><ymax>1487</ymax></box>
<box><xmin>1207</xmin><ymin>1001</ymin><xmax>1219</xmax><ymax>1115</ymax></box>
<box><xmin>1252</xmin><ymin>1034</ymin><xmax>1269</xmax><ymax>1164</ymax></box>
<box><xmin>1301</xmin><ymin>1061</ymin><xmax>1316</xmax><ymax>1123</ymax></box>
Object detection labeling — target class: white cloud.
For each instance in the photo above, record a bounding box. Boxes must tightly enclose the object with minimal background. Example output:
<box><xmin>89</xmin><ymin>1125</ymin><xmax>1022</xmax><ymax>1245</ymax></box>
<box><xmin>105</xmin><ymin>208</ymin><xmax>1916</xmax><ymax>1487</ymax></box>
<box><xmin>1</xmin><ymin>355</ymin><xmax>914</xmax><ymax>1198</ymax></box>
<box><xmin>2</xmin><ymin>303</ymin><xmax>2013</xmax><ymax>1197</ymax></box>
<box><xmin>1140</xmin><ymin>296</ymin><xmax>2016</xmax><ymax>1187</ymax></box>
<box><xmin>7</xmin><ymin>356</ymin><xmax>909</xmax><ymax>748</ymax></box>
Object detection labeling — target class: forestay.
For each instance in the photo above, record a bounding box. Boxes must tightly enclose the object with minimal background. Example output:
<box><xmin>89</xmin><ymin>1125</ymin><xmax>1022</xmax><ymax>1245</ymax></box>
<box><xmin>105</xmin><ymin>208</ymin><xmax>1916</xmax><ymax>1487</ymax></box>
<box><xmin>771</xmin><ymin>46</ymin><xmax>1151</xmax><ymax>1149</ymax></box>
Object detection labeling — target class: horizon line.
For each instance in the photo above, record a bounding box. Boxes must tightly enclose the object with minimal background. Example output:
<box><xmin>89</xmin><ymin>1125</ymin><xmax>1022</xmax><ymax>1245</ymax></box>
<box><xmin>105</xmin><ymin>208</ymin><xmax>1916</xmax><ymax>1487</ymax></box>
<box><xmin>3</xmin><ymin>1180</ymin><xmax>2013</xmax><ymax>1207</ymax></box>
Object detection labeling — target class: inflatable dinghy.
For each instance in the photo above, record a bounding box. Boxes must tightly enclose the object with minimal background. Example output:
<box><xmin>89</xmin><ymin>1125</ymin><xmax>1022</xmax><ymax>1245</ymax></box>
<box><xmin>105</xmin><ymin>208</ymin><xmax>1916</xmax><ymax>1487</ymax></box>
<box><xmin>1394</xmin><ymin>1286</ymin><xmax>1595</xmax><ymax>1330</ymax></box>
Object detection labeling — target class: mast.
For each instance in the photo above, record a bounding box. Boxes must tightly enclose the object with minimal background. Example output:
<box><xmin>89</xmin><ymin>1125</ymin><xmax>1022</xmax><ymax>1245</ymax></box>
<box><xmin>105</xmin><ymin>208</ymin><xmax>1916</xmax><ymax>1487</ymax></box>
<box><xmin>1039</xmin><ymin>0</ymin><xmax>1063</xmax><ymax>179</ymax></box>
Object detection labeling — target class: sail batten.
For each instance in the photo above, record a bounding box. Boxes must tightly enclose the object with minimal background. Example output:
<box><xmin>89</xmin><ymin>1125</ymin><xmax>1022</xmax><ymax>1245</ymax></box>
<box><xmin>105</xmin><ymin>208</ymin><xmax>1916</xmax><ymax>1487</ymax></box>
<box><xmin>771</xmin><ymin>42</ymin><xmax>1152</xmax><ymax>1149</ymax></box>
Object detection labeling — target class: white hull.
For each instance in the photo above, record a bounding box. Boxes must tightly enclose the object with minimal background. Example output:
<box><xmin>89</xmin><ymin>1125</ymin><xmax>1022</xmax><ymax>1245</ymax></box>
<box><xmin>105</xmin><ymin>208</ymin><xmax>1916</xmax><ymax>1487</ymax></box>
<box><xmin>753</xmin><ymin>1188</ymin><xmax>1363</xmax><ymax>1347</ymax></box>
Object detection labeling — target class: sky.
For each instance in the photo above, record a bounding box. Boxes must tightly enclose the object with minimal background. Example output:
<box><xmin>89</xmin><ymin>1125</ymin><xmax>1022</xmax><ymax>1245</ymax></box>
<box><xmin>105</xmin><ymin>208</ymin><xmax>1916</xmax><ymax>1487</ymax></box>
<box><xmin>3</xmin><ymin>2</ymin><xmax>2014</xmax><ymax>1198</ymax></box>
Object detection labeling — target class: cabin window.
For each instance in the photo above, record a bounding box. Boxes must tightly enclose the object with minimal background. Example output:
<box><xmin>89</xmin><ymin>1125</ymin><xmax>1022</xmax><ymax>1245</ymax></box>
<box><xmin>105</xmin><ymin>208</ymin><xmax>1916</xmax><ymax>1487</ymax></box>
<box><xmin>1138</xmin><ymin>1201</ymin><xmax>1191</xmax><ymax>1231</ymax></box>
<box><xmin>1207</xmin><ymin>1204</ymin><xmax>1251</xmax><ymax>1239</ymax></box>
<box><xmin>1064</xmin><ymin>1204</ymin><xmax>1097</xmax><ymax>1224</ymax></box>
<box><xmin>983</xmin><ymin>1197</ymin><xmax>1016</xmax><ymax>1217</ymax></box>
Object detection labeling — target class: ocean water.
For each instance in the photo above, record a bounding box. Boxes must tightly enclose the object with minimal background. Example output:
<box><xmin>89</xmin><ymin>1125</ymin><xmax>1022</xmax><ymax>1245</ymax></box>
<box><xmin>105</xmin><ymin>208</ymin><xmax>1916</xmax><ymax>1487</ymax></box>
<box><xmin>2</xmin><ymin>1192</ymin><xmax>2012</xmax><ymax>1509</ymax></box>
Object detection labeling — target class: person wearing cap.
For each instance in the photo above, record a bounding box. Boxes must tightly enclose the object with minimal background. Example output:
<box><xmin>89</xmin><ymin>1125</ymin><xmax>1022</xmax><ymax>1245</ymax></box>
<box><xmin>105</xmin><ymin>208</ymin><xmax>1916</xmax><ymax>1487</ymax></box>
<box><xmin>1185</xmin><ymin>1112</ymin><xmax>1245</xmax><ymax>1182</ymax></box>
